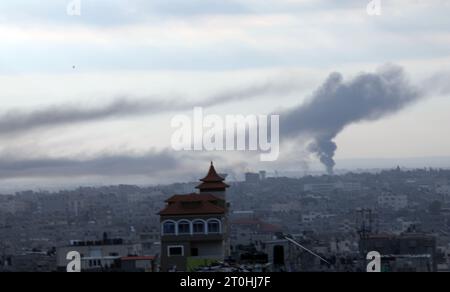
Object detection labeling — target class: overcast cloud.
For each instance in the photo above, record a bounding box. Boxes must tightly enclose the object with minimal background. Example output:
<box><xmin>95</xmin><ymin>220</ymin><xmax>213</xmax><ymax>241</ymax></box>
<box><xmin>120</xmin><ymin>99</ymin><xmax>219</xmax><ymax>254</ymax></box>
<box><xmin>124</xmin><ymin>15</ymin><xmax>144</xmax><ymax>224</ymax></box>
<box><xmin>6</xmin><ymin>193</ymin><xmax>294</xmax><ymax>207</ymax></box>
<box><xmin>0</xmin><ymin>1</ymin><xmax>449</xmax><ymax>190</ymax></box>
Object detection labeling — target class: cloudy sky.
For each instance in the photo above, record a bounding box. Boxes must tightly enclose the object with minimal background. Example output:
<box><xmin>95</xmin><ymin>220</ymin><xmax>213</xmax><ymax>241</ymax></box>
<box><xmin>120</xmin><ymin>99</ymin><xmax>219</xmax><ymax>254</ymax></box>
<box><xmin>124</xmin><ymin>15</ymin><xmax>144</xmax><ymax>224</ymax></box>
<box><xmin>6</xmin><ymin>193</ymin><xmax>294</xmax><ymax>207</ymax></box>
<box><xmin>0</xmin><ymin>0</ymin><xmax>450</xmax><ymax>191</ymax></box>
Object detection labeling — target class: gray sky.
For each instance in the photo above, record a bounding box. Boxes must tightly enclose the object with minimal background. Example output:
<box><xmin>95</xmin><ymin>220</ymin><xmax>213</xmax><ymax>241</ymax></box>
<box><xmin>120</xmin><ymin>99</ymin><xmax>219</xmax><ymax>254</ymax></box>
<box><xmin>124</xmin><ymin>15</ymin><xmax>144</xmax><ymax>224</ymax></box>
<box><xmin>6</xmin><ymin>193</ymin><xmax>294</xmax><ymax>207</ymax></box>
<box><xmin>0</xmin><ymin>0</ymin><xmax>450</xmax><ymax>191</ymax></box>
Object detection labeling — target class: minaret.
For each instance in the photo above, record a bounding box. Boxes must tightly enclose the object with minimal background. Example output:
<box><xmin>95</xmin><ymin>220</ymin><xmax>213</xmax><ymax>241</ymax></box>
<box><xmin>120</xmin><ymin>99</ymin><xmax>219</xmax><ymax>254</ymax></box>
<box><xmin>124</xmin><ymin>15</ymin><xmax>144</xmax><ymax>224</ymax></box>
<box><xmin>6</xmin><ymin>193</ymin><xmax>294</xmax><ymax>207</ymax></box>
<box><xmin>196</xmin><ymin>162</ymin><xmax>229</xmax><ymax>198</ymax></box>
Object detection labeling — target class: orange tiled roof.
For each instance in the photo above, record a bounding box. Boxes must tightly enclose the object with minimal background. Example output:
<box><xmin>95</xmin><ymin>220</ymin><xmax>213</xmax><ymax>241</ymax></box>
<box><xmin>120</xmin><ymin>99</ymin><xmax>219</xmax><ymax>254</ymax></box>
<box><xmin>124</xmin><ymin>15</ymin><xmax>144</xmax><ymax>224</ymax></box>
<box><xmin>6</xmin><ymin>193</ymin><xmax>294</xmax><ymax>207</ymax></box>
<box><xmin>121</xmin><ymin>256</ymin><xmax>156</xmax><ymax>261</ymax></box>
<box><xmin>159</xmin><ymin>193</ymin><xmax>226</xmax><ymax>216</ymax></box>
<box><xmin>166</xmin><ymin>193</ymin><xmax>222</xmax><ymax>203</ymax></box>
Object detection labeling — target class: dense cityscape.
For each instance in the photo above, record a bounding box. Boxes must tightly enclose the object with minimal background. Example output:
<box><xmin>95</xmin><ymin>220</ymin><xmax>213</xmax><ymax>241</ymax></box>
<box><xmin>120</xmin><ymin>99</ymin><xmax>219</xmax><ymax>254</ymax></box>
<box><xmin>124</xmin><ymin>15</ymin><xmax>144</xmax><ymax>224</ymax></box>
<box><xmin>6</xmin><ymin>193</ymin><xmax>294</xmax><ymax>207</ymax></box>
<box><xmin>1</xmin><ymin>164</ymin><xmax>449</xmax><ymax>272</ymax></box>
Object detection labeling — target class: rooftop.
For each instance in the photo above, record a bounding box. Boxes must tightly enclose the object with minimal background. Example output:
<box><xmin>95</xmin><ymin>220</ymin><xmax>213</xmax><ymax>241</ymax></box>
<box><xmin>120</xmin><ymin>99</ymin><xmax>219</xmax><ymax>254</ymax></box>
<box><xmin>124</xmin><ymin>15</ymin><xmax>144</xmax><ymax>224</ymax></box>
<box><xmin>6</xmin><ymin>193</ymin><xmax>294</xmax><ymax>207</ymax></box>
<box><xmin>159</xmin><ymin>193</ymin><xmax>226</xmax><ymax>216</ymax></box>
<box><xmin>196</xmin><ymin>162</ymin><xmax>230</xmax><ymax>190</ymax></box>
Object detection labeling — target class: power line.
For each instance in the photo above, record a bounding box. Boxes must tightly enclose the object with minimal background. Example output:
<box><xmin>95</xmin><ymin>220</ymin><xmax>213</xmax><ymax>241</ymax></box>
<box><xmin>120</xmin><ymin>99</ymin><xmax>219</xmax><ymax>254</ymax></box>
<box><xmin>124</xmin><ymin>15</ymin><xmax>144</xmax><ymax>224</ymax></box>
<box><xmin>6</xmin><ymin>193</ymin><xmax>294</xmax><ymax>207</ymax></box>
<box><xmin>283</xmin><ymin>236</ymin><xmax>332</xmax><ymax>266</ymax></box>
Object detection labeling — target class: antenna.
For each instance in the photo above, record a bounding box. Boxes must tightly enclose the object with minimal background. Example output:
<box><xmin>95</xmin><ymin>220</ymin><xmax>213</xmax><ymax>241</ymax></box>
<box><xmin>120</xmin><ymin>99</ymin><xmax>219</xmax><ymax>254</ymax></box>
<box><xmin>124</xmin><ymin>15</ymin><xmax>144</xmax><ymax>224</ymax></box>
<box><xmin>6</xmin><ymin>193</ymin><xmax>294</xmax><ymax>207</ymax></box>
<box><xmin>357</xmin><ymin>208</ymin><xmax>373</xmax><ymax>240</ymax></box>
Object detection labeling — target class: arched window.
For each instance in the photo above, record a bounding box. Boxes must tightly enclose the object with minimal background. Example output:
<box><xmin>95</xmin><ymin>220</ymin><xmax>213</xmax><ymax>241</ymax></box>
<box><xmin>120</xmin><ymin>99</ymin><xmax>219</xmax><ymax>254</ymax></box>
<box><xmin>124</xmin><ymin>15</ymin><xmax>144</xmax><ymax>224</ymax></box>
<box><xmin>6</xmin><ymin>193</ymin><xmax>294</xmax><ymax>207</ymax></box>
<box><xmin>177</xmin><ymin>220</ymin><xmax>191</xmax><ymax>235</ymax></box>
<box><xmin>192</xmin><ymin>220</ymin><xmax>206</xmax><ymax>234</ymax></box>
<box><xmin>162</xmin><ymin>221</ymin><xmax>176</xmax><ymax>235</ymax></box>
<box><xmin>207</xmin><ymin>219</ymin><xmax>221</xmax><ymax>234</ymax></box>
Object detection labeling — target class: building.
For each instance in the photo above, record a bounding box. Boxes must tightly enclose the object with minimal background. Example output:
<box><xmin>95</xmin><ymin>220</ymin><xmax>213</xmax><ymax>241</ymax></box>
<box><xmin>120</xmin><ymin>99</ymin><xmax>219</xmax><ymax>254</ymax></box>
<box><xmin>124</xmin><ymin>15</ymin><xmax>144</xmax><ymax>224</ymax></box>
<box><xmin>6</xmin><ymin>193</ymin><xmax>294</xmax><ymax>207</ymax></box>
<box><xmin>1</xmin><ymin>251</ymin><xmax>56</xmax><ymax>272</ymax></box>
<box><xmin>303</xmin><ymin>183</ymin><xmax>337</xmax><ymax>194</ymax></box>
<box><xmin>118</xmin><ymin>256</ymin><xmax>157</xmax><ymax>272</ymax></box>
<box><xmin>360</xmin><ymin>232</ymin><xmax>437</xmax><ymax>272</ymax></box>
<box><xmin>230</xmin><ymin>217</ymin><xmax>282</xmax><ymax>246</ymax></box>
<box><xmin>56</xmin><ymin>234</ymin><xmax>142</xmax><ymax>272</ymax></box>
<box><xmin>377</xmin><ymin>193</ymin><xmax>408</xmax><ymax>211</ymax></box>
<box><xmin>159</xmin><ymin>162</ymin><xmax>230</xmax><ymax>272</ymax></box>
<box><xmin>303</xmin><ymin>182</ymin><xmax>362</xmax><ymax>194</ymax></box>
<box><xmin>259</xmin><ymin>171</ymin><xmax>267</xmax><ymax>181</ymax></box>
<box><xmin>245</xmin><ymin>172</ymin><xmax>260</xmax><ymax>184</ymax></box>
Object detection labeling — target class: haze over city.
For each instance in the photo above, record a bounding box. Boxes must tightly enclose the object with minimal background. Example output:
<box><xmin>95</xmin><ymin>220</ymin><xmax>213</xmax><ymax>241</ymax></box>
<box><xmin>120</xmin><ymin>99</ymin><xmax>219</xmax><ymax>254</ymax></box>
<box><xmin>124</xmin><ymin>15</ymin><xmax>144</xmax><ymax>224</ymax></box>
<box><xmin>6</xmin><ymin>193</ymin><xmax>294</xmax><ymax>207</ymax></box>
<box><xmin>3</xmin><ymin>0</ymin><xmax>450</xmax><ymax>277</ymax></box>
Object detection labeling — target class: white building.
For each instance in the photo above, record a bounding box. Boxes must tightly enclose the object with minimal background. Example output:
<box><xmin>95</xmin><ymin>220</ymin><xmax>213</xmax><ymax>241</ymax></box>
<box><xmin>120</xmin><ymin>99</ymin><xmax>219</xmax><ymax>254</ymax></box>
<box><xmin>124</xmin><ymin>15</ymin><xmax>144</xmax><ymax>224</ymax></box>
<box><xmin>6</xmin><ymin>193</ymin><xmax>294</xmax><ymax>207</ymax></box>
<box><xmin>304</xmin><ymin>182</ymin><xmax>362</xmax><ymax>194</ymax></box>
<box><xmin>56</xmin><ymin>237</ymin><xmax>142</xmax><ymax>272</ymax></box>
<box><xmin>304</xmin><ymin>183</ymin><xmax>337</xmax><ymax>193</ymax></box>
<box><xmin>377</xmin><ymin>193</ymin><xmax>408</xmax><ymax>211</ymax></box>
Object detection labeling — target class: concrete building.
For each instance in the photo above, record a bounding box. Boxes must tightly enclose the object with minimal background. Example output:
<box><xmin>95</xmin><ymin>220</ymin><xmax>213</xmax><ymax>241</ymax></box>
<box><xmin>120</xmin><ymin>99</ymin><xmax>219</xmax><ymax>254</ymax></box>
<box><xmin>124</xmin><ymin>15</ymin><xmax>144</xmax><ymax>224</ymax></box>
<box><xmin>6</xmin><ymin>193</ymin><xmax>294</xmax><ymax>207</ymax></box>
<box><xmin>259</xmin><ymin>171</ymin><xmax>267</xmax><ymax>181</ymax></box>
<box><xmin>159</xmin><ymin>162</ymin><xmax>230</xmax><ymax>272</ymax></box>
<box><xmin>230</xmin><ymin>217</ymin><xmax>282</xmax><ymax>246</ymax></box>
<box><xmin>118</xmin><ymin>256</ymin><xmax>157</xmax><ymax>272</ymax></box>
<box><xmin>377</xmin><ymin>193</ymin><xmax>408</xmax><ymax>211</ymax></box>
<box><xmin>360</xmin><ymin>233</ymin><xmax>437</xmax><ymax>272</ymax></box>
<box><xmin>304</xmin><ymin>183</ymin><xmax>337</xmax><ymax>194</ymax></box>
<box><xmin>245</xmin><ymin>172</ymin><xmax>260</xmax><ymax>184</ymax></box>
<box><xmin>304</xmin><ymin>182</ymin><xmax>362</xmax><ymax>194</ymax></box>
<box><xmin>1</xmin><ymin>251</ymin><xmax>56</xmax><ymax>272</ymax></box>
<box><xmin>56</xmin><ymin>235</ymin><xmax>142</xmax><ymax>272</ymax></box>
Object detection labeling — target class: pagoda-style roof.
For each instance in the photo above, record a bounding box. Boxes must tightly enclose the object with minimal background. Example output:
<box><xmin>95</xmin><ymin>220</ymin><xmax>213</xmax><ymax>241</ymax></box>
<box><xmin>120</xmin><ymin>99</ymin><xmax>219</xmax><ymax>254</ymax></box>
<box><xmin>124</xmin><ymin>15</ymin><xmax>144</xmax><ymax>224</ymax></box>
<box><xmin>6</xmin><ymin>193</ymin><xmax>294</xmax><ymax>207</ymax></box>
<box><xmin>159</xmin><ymin>193</ymin><xmax>226</xmax><ymax>216</ymax></box>
<box><xmin>196</xmin><ymin>162</ymin><xmax>229</xmax><ymax>191</ymax></box>
<box><xmin>200</xmin><ymin>162</ymin><xmax>226</xmax><ymax>182</ymax></box>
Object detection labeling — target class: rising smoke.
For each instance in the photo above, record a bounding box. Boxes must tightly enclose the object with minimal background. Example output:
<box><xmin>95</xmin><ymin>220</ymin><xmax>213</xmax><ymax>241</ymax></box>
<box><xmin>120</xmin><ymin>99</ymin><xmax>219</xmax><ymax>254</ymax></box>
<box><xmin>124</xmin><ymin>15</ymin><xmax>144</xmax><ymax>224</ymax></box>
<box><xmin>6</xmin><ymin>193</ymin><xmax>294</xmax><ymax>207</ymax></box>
<box><xmin>0</xmin><ymin>64</ymin><xmax>428</xmax><ymax>178</ymax></box>
<box><xmin>0</xmin><ymin>78</ymin><xmax>301</xmax><ymax>136</ymax></box>
<box><xmin>280</xmin><ymin>64</ymin><xmax>422</xmax><ymax>174</ymax></box>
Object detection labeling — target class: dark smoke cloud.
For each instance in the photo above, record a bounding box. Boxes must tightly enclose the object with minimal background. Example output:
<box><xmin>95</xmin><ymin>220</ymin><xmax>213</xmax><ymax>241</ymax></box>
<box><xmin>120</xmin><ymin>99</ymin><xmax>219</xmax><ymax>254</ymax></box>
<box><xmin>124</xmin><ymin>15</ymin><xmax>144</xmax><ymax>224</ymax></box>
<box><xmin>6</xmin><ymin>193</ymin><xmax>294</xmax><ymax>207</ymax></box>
<box><xmin>280</xmin><ymin>64</ymin><xmax>421</xmax><ymax>174</ymax></box>
<box><xmin>0</xmin><ymin>64</ymin><xmax>432</xmax><ymax>180</ymax></box>
<box><xmin>0</xmin><ymin>99</ymin><xmax>180</xmax><ymax>136</ymax></box>
<box><xmin>0</xmin><ymin>150</ymin><xmax>245</xmax><ymax>185</ymax></box>
<box><xmin>0</xmin><ymin>77</ymin><xmax>301</xmax><ymax>136</ymax></box>
<box><xmin>0</xmin><ymin>150</ymin><xmax>178</xmax><ymax>179</ymax></box>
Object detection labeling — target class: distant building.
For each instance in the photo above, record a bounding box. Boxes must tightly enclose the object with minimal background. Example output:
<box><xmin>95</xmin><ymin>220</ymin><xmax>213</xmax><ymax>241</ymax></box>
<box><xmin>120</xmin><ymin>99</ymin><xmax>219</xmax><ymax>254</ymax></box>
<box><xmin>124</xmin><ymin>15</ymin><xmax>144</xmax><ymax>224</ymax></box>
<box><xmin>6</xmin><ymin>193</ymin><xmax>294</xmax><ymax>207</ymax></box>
<box><xmin>377</xmin><ymin>193</ymin><xmax>408</xmax><ymax>211</ymax></box>
<box><xmin>271</xmin><ymin>202</ymin><xmax>302</xmax><ymax>213</ymax></box>
<box><xmin>304</xmin><ymin>182</ymin><xmax>362</xmax><ymax>194</ymax></box>
<box><xmin>245</xmin><ymin>172</ymin><xmax>260</xmax><ymax>184</ymax></box>
<box><xmin>159</xmin><ymin>162</ymin><xmax>230</xmax><ymax>272</ymax></box>
<box><xmin>304</xmin><ymin>183</ymin><xmax>337</xmax><ymax>194</ymax></box>
<box><xmin>231</xmin><ymin>210</ymin><xmax>255</xmax><ymax>220</ymax></box>
<box><xmin>259</xmin><ymin>171</ymin><xmax>267</xmax><ymax>181</ymax></box>
<box><xmin>436</xmin><ymin>184</ymin><xmax>450</xmax><ymax>196</ymax></box>
<box><xmin>231</xmin><ymin>217</ymin><xmax>282</xmax><ymax>246</ymax></box>
<box><xmin>1</xmin><ymin>251</ymin><xmax>56</xmax><ymax>272</ymax></box>
<box><xmin>336</xmin><ymin>182</ymin><xmax>362</xmax><ymax>192</ymax></box>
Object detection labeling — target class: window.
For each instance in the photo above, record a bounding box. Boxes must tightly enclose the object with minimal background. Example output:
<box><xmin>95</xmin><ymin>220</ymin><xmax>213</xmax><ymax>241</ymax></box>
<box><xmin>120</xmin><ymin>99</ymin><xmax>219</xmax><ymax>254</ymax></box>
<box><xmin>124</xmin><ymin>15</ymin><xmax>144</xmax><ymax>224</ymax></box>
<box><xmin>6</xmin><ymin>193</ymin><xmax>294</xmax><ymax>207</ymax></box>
<box><xmin>89</xmin><ymin>260</ymin><xmax>101</xmax><ymax>267</ymax></box>
<box><xmin>163</xmin><ymin>221</ymin><xmax>176</xmax><ymax>235</ymax></box>
<box><xmin>207</xmin><ymin>219</ymin><xmax>221</xmax><ymax>234</ymax></box>
<box><xmin>193</xmin><ymin>220</ymin><xmax>205</xmax><ymax>234</ymax></box>
<box><xmin>168</xmin><ymin>246</ymin><xmax>184</xmax><ymax>257</ymax></box>
<box><xmin>178</xmin><ymin>220</ymin><xmax>191</xmax><ymax>235</ymax></box>
<box><xmin>191</xmin><ymin>248</ymin><xmax>199</xmax><ymax>257</ymax></box>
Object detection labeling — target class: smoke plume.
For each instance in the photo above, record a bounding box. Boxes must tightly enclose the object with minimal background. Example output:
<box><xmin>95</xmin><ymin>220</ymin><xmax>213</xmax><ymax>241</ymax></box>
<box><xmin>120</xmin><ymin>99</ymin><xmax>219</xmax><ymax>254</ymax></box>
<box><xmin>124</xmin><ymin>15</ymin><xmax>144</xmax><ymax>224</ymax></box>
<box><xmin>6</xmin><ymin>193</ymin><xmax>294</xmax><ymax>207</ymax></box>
<box><xmin>0</xmin><ymin>64</ymin><xmax>429</xmax><ymax>179</ymax></box>
<box><xmin>280</xmin><ymin>64</ymin><xmax>421</xmax><ymax>174</ymax></box>
<box><xmin>0</xmin><ymin>78</ymin><xmax>301</xmax><ymax>136</ymax></box>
